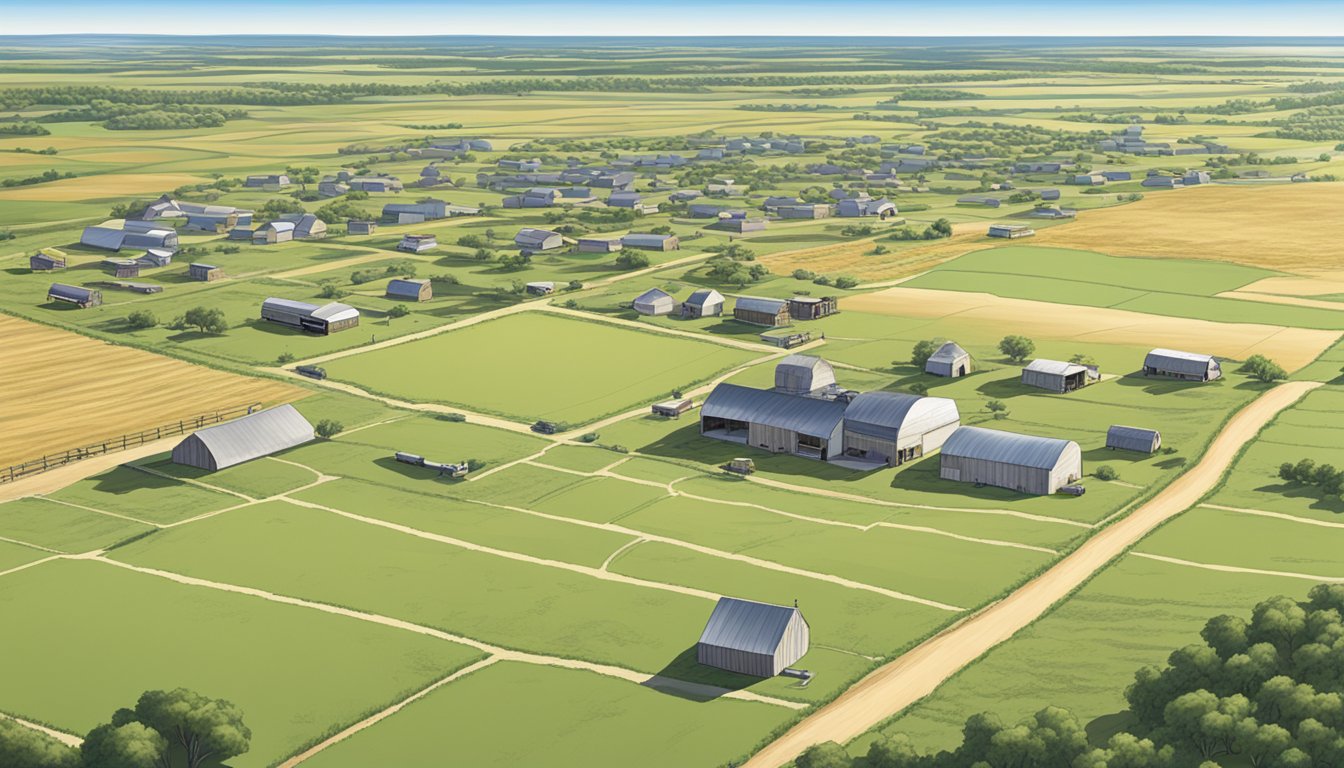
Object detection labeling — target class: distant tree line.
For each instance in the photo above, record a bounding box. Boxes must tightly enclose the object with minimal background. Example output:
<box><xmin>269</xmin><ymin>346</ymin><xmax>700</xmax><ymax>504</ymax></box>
<box><xmin>797</xmin><ymin>585</ymin><xmax>1344</xmax><ymax>768</ymax></box>
<box><xmin>0</xmin><ymin>121</ymin><xmax>50</xmax><ymax>135</ymax></box>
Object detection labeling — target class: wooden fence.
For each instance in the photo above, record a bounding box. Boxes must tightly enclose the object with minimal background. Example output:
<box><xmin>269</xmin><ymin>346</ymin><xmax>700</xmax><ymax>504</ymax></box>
<box><xmin>0</xmin><ymin>403</ymin><xmax>262</xmax><ymax>485</ymax></box>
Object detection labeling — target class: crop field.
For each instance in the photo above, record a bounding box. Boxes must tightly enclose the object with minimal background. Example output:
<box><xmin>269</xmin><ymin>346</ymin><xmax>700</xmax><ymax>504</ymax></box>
<box><xmin>3</xmin><ymin>36</ymin><xmax>1344</xmax><ymax>768</ymax></box>
<box><xmin>0</xmin><ymin>313</ymin><xmax>302</xmax><ymax>466</ymax></box>
<box><xmin>320</xmin><ymin>311</ymin><xmax>760</xmax><ymax>424</ymax></box>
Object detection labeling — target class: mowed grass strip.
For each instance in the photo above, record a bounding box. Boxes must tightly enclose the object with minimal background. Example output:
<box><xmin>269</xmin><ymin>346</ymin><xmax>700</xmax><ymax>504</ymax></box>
<box><xmin>137</xmin><ymin>455</ymin><xmax>320</xmax><ymax>499</ymax></box>
<box><xmin>0</xmin><ymin>559</ymin><xmax>483</xmax><ymax>768</ymax></box>
<box><xmin>0</xmin><ymin>538</ymin><xmax>51</xmax><ymax>571</ymax></box>
<box><xmin>290</xmin><ymin>478</ymin><xmax>636</xmax><ymax>568</ymax></box>
<box><xmin>321</xmin><ymin>312</ymin><xmax>757</xmax><ymax>425</ymax></box>
<box><xmin>1136</xmin><ymin>506</ymin><xmax>1344</xmax><ymax>577</ymax></box>
<box><xmin>300</xmin><ymin>661</ymin><xmax>793</xmax><ymax>768</ymax></box>
<box><xmin>46</xmin><ymin>465</ymin><xmax>241</xmax><ymax>524</ymax></box>
<box><xmin>868</xmin><ymin>555</ymin><xmax>1314</xmax><ymax>754</ymax></box>
<box><xmin>109</xmin><ymin>500</ymin><xmax>717</xmax><ymax>674</ymax></box>
<box><xmin>0</xmin><ymin>497</ymin><xmax>152</xmax><ymax>552</ymax></box>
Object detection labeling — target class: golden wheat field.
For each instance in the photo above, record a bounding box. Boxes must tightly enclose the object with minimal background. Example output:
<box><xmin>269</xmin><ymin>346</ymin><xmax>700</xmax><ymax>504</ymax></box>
<box><xmin>0</xmin><ymin>315</ymin><xmax>304</xmax><ymax>467</ymax></box>
<box><xmin>1031</xmin><ymin>183</ymin><xmax>1344</xmax><ymax>274</ymax></box>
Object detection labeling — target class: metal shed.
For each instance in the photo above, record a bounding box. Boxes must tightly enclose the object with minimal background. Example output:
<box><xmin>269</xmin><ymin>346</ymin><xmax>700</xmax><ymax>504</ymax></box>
<box><xmin>47</xmin><ymin>283</ymin><xmax>101</xmax><ymax>308</ymax></box>
<box><xmin>1144</xmin><ymin>348</ymin><xmax>1221</xmax><ymax>381</ymax></box>
<box><xmin>515</xmin><ymin>228</ymin><xmax>564</xmax><ymax>251</ymax></box>
<box><xmin>701</xmin><ymin>383</ymin><xmax>848</xmax><ymax>461</ymax></box>
<box><xmin>925</xmin><ymin>341</ymin><xmax>971</xmax><ymax>378</ymax></box>
<box><xmin>30</xmin><ymin>250</ymin><xmax>66</xmax><ymax>271</ymax></box>
<box><xmin>188</xmin><ymin>263</ymin><xmax>224</xmax><ymax>282</ymax></box>
<box><xmin>1022</xmin><ymin>359</ymin><xmax>1097</xmax><ymax>393</ymax></box>
<box><xmin>734</xmin><ymin>296</ymin><xmax>790</xmax><ymax>327</ymax></box>
<box><xmin>697</xmin><ymin>596</ymin><xmax>810</xmax><ymax>678</ymax></box>
<box><xmin>939</xmin><ymin>426</ymin><xmax>1083</xmax><ymax>496</ymax></box>
<box><xmin>842</xmin><ymin>391</ymin><xmax>961</xmax><ymax>467</ymax></box>
<box><xmin>681</xmin><ymin>289</ymin><xmax>724</xmax><ymax>319</ymax></box>
<box><xmin>387</xmin><ymin>278</ymin><xmax>432</xmax><ymax>302</ymax></box>
<box><xmin>1107</xmin><ymin>425</ymin><xmax>1162</xmax><ymax>454</ymax></box>
<box><xmin>774</xmin><ymin>355</ymin><xmax>837</xmax><ymax>396</ymax></box>
<box><xmin>633</xmin><ymin>288</ymin><xmax>676</xmax><ymax>316</ymax></box>
<box><xmin>171</xmin><ymin>404</ymin><xmax>315</xmax><ymax>471</ymax></box>
<box><xmin>788</xmin><ymin>296</ymin><xmax>837</xmax><ymax>321</ymax></box>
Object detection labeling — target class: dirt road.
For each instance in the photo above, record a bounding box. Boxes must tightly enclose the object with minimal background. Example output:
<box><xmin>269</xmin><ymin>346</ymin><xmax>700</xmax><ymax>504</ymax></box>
<box><xmin>743</xmin><ymin>380</ymin><xmax>1319</xmax><ymax>768</ymax></box>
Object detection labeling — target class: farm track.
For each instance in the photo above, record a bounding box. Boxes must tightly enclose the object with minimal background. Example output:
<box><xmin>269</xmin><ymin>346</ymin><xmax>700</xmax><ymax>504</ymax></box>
<box><xmin>1131</xmin><ymin>552</ymin><xmax>1344</xmax><ymax>583</ymax></box>
<box><xmin>742</xmin><ymin>380</ymin><xmax>1320</xmax><ymax>768</ymax></box>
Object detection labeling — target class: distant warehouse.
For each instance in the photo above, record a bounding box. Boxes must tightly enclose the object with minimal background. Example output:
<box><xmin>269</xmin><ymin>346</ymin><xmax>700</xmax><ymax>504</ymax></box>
<box><xmin>387</xmin><ymin>278</ymin><xmax>432</xmax><ymax>302</ymax></box>
<box><xmin>733</xmin><ymin>296</ymin><xmax>789</xmax><ymax>327</ymax></box>
<box><xmin>940</xmin><ymin>426</ymin><xmax>1082</xmax><ymax>496</ymax></box>
<box><xmin>261</xmin><ymin>298</ymin><xmax>361</xmax><ymax>335</ymax></box>
<box><xmin>1021</xmin><ymin>359</ymin><xmax>1099</xmax><ymax>393</ymax></box>
<box><xmin>1143</xmin><ymin>348</ymin><xmax>1221</xmax><ymax>381</ymax></box>
<box><xmin>633</xmin><ymin>288</ymin><xmax>676</xmax><ymax>316</ymax></box>
<box><xmin>47</xmin><ymin>283</ymin><xmax>101</xmax><ymax>309</ymax></box>
<box><xmin>172</xmin><ymin>404</ymin><xmax>315</xmax><ymax>471</ymax></box>
<box><xmin>697</xmin><ymin>597</ymin><xmax>810</xmax><ymax>678</ymax></box>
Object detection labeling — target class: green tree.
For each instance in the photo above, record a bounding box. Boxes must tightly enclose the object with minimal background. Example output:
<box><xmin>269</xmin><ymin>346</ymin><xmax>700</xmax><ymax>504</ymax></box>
<box><xmin>1095</xmin><ymin>465</ymin><xmax>1119</xmax><ymax>481</ymax></box>
<box><xmin>259</xmin><ymin>198</ymin><xmax>305</xmax><ymax>219</ymax></box>
<box><xmin>81</xmin><ymin>722</ymin><xmax>167</xmax><ymax>768</ymax></box>
<box><xmin>181</xmin><ymin>307</ymin><xmax>226</xmax><ymax>334</ymax></box>
<box><xmin>1242</xmin><ymin>355</ymin><xmax>1287</xmax><ymax>383</ymax></box>
<box><xmin>284</xmin><ymin>165</ymin><xmax>320</xmax><ymax>191</ymax></box>
<box><xmin>615</xmin><ymin>251</ymin><xmax>650</xmax><ymax>269</ymax></box>
<box><xmin>125</xmin><ymin>310</ymin><xmax>157</xmax><ymax>330</ymax></box>
<box><xmin>795</xmin><ymin>741</ymin><xmax>853</xmax><ymax>768</ymax></box>
<box><xmin>910</xmin><ymin>340</ymin><xmax>939</xmax><ymax>369</ymax></box>
<box><xmin>387</xmin><ymin>304</ymin><xmax>410</xmax><ymax>319</ymax></box>
<box><xmin>999</xmin><ymin>334</ymin><xmax>1036</xmax><ymax>362</ymax></box>
<box><xmin>133</xmin><ymin>688</ymin><xmax>251</xmax><ymax>768</ymax></box>
<box><xmin>0</xmin><ymin>719</ymin><xmax>79</xmax><ymax>768</ymax></box>
<box><xmin>314</xmin><ymin>419</ymin><xmax>344</xmax><ymax>439</ymax></box>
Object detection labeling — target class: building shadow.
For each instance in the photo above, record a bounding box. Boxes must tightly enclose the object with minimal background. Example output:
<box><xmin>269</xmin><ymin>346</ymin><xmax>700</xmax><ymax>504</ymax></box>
<box><xmin>643</xmin><ymin>646</ymin><xmax>757</xmax><ymax>702</ymax></box>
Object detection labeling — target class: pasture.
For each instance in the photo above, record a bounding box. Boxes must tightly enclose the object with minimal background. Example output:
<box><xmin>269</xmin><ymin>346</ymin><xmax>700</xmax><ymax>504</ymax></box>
<box><xmin>320</xmin><ymin>311</ymin><xmax>760</xmax><ymax>424</ymax></box>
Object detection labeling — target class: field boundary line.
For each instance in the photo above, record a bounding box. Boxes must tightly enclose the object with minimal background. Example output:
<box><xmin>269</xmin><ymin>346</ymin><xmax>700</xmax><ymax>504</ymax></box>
<box><xmin>91</xmin><ymin>557</ymin><xmax>803</xmax><ymax>710</ymax></box>
<box><xmin>125</xmin><ymin>464</ymin><xmax>256</xmax><ymax>502</ymax></box>
<box><xmin>0</xmin><ymin>534</ymin><xmax>61</xmax><ymax>554</ymax></box>
<box><xmin>601</xmin><ymin>537</ymin><xmax>646</xmax><ymax>571</ymax></box>
<box><xmin>1132</xmin><ymin>552</ymin><xmax>1344</xmax><ymax>583</ymax></box>
<box><xmin>1200</xmin><ymin>503</ymin><xmax>1344</xmax><ymax>530</ymax></box>
<box><xmin>37</xmin><ymin>495</ymin><xmax>162</xmax><ymax>527</ymax></box>
<box><xmin>276</xmin><ymin>657</ymin><xmax>503</xmax><ymax>768</ymax></box>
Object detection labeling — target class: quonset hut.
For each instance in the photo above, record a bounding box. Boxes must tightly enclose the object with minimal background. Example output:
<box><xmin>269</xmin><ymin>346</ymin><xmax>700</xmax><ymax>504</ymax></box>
<box><xmin>1144</xmin><ymin>348</ymin><xmax>1222</xmax><ymax>381</ymax></box>
<box><xmin>697</xmin><ymin>597</ymin><xmax>809</xmax><ymax>677</ymax></box>
<box><xmin>1107</xmin><ymin>425</ymin><xmax>1162</xmax><ymax>454</ymax></box>
<box><xmin>939</xmin><ymin>426</ymin><xmax>1082</xmax><ymax>495</ymax></box>
<box><xmin>841</xmin><ymin>391</ymin><xmax>960</xmax><ymax>467</ymax></box>
<box><xmin>171</xmin><ymin>405</ymin><xmax>315</xmax><ymax>471</ymax></box>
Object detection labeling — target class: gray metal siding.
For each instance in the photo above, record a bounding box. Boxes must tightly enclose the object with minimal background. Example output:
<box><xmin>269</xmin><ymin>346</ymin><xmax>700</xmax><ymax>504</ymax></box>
<box><xmin>1107</xmin><ymin>425</ymin><xmax>1161</xmax><ymax>453</ymax></box>
<box><xmin>696</xmin><ymin>598</ymin><xmax>809</xmax><ymax>677</ymax></box>
<box><xmin>171</xmin><ymin>405</ymin><xmax>314</xmax><ymax>471</ymax></box>
<box><xmin>940</xmin><ymin>432</ymin><xmax>1082</xmax><ymax>495</ymax></box>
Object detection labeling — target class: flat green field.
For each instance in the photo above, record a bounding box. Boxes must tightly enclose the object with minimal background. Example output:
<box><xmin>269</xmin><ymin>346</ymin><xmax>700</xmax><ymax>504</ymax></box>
<box><xmin>300</xmin><ymin>661</ymin><xmax>791</xmax><ymax>768</ymax></box>
<box><xmin>322</xmin><ymin>312</ymin><xmax>758</xmax><ymax>424</ymax></box>
<box><xmin>0</xmin><ymin>559</ymin><xmax>482</xmax><ymax>768</ymax></box>
<box><xmin>0</xmin><ymin>496</ymin><xmax>153</xmax><ymax>552</ymax></box>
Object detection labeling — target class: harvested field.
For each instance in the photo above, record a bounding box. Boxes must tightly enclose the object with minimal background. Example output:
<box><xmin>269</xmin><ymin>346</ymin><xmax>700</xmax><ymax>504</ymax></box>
<box><xmin>1031</xmin><ymin>183</ymin><xmax>1344</xmax><ymax>274</ymax></box>
<box><xmin>0</xmin><ymin>173</ymin><xmax>214</xmax><ymax>201</ymax></box>
<box><xmin>843</xmin><ymin>287</ymin><xmax>1339</xmax><ymax>371</ymax></box>
<box><xmin>0</xmin><ymin>315</ymin><xmax>303</xmax><ymax>467</ymax></box>
<box><xmin>761</xmin><ymin>232</ymin><xmax>992</xmax><ymax>282</ymax></box>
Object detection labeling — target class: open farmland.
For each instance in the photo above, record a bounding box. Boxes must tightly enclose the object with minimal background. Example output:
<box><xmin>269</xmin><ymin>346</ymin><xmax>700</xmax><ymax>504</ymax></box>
<box><xmin>0</xmin><ymin>313</ymin><xmax>302</xmax><ymax>467</ymax></box>
<box><xmin>3</xmin><ymin>32</ymin><xmax>1344</xmax><ymax>768</ymax></box>
<box><xmin>320</xmin><ymin>311</ymin><xmax>760</xmax><ymax>425</ymax></box>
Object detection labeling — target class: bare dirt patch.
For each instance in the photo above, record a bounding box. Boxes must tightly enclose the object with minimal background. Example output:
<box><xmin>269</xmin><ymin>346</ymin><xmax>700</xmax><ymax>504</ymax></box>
<box><xmin>845</xmin><ymin>287</ymin><xmax>1339</xmax><ymax>371</ymax></box>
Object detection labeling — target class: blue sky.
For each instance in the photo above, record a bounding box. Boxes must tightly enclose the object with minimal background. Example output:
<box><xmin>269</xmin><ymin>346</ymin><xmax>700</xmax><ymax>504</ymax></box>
<box><xmin>3</xmin><ymin>0</ymin><xmax>1343</xmax><ymax>36</ymax></box>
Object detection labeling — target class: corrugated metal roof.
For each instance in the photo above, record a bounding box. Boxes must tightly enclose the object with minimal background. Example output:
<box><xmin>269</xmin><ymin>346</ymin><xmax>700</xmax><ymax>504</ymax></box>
<box><xmin>311</xmin><ymin>302</ymin><xmax>359</xmax><ymax>322</ymax></box>
<box><xmin>387</xmin><ymin>278</ymin><xmax>427</xmax><ymax>296</ymax></box>
<box><xmin>1145</xmin><ymin>348</ymin><xmax>1215</xmax><ymax>376</ymax></box>
<box><xmin>515</xmin><ymin>228</ymin><xmax>560</xmax><ymax>246</ymax></box>
<box><xmin>774</xmin><ymin>355</ymin><xmax>836</xmax><ymax>395</ymax></box>
<box><xmin>80</xmin><ymin>226</ymin><xmax>126</xmax><ymax>251</ymax></box>
<box><xmin>698</xmin><ymin>597</ymin><xmax>800</xmax><ymax>656</ymax></box>
<box><xmin>634</xmin><ymin>288</ymin><xmax>674</xmax><ymax>305</ymax></box>
<box><xmin>702</xmin><ymin>383</ymin><xmax>847</xmax><ymax>438</ymax></box>
<box><xmin>185</xmin><ymin>405</ymin><xmax>314</xmax><ymax>470</ymax></box>
<box><xmin>1108</xmin><ymin>425</ymin><xmax>1160</xmax><ymax>452</ymax></box>
<box><xmin>623</xmin><ymin>233</ymin><xmax>673</xmax><ymax>247</ymax></box>
<box><xmin>844</xmin><ymin>391</ymin><xmax>960</xmax><ymax>442</ymax></box>
<box><xmin>48</xmin><ymin>283</ymin><xmax>95</xmax><ymax>302</ymax></box>
<box><xmin>685</xmin><ymin>289</ymin><xmax>724</xmax><ymax>307</ymax></box>
<box><xmin>942</xmin><ymin>426</ymin><xmax>1077</xmax><ymax>470</ymax></box>
<box><xmin>1025</xmin><ymin>359</ymin><xmax>1089</xmax><ymax>377</ymax></box>
<box><xmin>928</xmin><ymin>341</ymin><xmax>968</xmax><ymax>363</ymax></box>
<box><xmin>735</xmin><ymin>296</ymin><xmax>787</xmax><ymax>315</ymax></box>
<box><xmin>263</xmin><ymin>297</ymin><xmax>319</xmax><ymax>314</ymax></box>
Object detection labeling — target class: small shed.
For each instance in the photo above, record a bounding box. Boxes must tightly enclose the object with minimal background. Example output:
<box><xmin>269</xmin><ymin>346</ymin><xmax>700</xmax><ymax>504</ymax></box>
<box><xmin>1107</xmin><ymin>425</ymin><xmax>1162</xmax><ymax>454</ymax></box>
<box><xmin>348</xmin><ymin>221</ymin><xmax>377</xmax><ymax>235</ymax></box>
<box><xmin>253</xmin><ymin>221</ymin><xmax>295</xmax><ymax>245</ymax></box>
<box><xmin>577</xmin><ymin>238</ymin><xmax>623</xmax><ymax>253</ymax></box>
<box><xmin>172</xmin><ymin>404</ymin><xmax>314</xmax><ymax>471</ymax></box>
<box><xmin>940</xmin><ymin>426</ymin><xmax>1083</xmax><ymax>496</ymax></box>
<box><xmin>788</xmin><ymin>296</ymin><xmax>837</xmax><ymax>321</ymax></box>
<box><xmin>622</xmin><ymin>233</ymin><xmax>680</xmax><ymax>251</ymax></box>
<box><xmin>682</xmin><ymin>289</ymin><xmax>724</xmax><ymax>319</ymax></box>
<box><xmin>774</xmin><ymin>355</ymin><xmax>836</xmax><ymax>396</ymax></box>
<box><xmin>1022</xmin><ymin>359</ymin><xmax>1097</xmax><ymax>393</ymax></box>
<box><xmin>103</xmin><ymin>259</ymin><xmax>141</xmax><ymax>279</ymax></box>
<box><xmin>525</xmin><ymin>282</ymin><xmax>555</xmax><ymax>296</ymax></box>
<box><xmin>988</xmin><ymin>224</ymin><xmax>1034</xmax><ymax>239</ymax></box>
<box><xmin>189</xmin><ymin>263</ymin><xmax>224</xmax><ymax>282</ymax></box>
<box><xmin>515</xmin><ymin>228</ymin><xmax>564</xmax><ymax>252</ymax></box>
<box><xmin>1144</xmin><ymin>348</ymin><xmax>1221</xmax><ymax>382</ymax></box>
<box><xmin>697</xmin><ymin>597</ymin><xmax>809</xmax><ymax>678</ymax></box>
<box><xmin>652</xmin><ymin>399</ymin><xmax>693</xmax><ymax>418</ymax></box>
<box><xmin>47</xmin><ymin>283</ymin><xmax>102</xmax><ymax>308</ymax></box>
<box><xmin>734</xmin><ymin>296</ymin><xmax>790</xmax><ymax>327</ymax></box>
<box><xmin>387</xmin><ymin>278</ymin><xmax>432</xmax><ymax>303</ymax></box>
<box><xmin>398</xmin><ymin>234</ymin><xmax>437</xmax><ymax>253</ymax></box>
<box><xmin>137</xmin><ymin>248</ymin><xmax>174</xmax><ymax>268</ymax></box>
<box><xmin>30</xmin><ymin>249</ymin><xmax>66</xmax><ymax>271</ymax></box>
<box><xmin>926</xmin><ymin>342</ymin><xmax>971</xmax><ymax>378</ymax></box>
<box><xmin>633</xmin><ymin>288</ymin><xmax>676</xmax><ymax>316</ymax></box>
